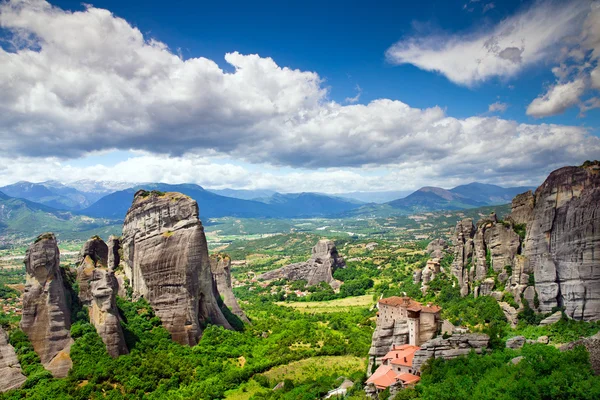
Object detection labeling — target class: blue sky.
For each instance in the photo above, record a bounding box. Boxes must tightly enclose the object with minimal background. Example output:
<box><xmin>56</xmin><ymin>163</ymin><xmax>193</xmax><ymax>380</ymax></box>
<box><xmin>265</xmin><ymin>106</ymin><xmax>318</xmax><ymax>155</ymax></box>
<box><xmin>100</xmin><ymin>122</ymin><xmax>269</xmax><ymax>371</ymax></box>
<box><xmin>0</xmin><ymin>0</ymin><xmax>598</xmax><ymax>192</ymax></box>
<box><xmin>47</xmin><ymin>0</ymin><xmax>596</xmax><ymax>126</ymax></box>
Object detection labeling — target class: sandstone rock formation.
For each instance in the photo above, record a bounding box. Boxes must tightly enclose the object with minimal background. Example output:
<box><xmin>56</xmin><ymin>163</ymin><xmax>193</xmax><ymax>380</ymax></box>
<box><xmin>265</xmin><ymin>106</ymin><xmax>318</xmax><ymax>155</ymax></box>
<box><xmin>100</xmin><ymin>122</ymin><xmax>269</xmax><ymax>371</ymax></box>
<box><xmin>107</xmin><ymin>236</ymin><xmax>128</xmax><ymax>298</ymax></box>
<box><xmin>210</xmin><ymin>253</ymin><xmax>250</xmax><ymax>323</ymax></box>
<box><xmin>76</xmin><ymin>235</ymin><xmax>108</xmax><ymax>268</ymax></box>
<box><xmin>499</xmin><ymin>302</ymin><xmax>519</xmax><ymax>328</ymax></box>
<box><xmin>257</xmin><ymin>239</ymin><xmax>346</xmax><ymax>289</ymax></box>
<box><xmin>505</xmin><ymin>335</ymin><xmax>526</xmax><ymax>349</ymax></box>
<box><xmin>20</xmin><ymin>233</ymin><xmax>73</xmax><ymax>378</ymax></box>
<box><xmin>518</xmin><ymin>163</ymin><xmax>600</xmax><ymax>321</ymax></box>
<box><xmin>76</xmin><ymin>236</ymin><xmax>128</xmax><ymax>357</ymax></box>
<box><xmin>451</xmin><ymin>218</ymin><xmax>475</xmax><ymax>297</ymax></box>
<box><xmin>0</xmin><ymin>327</ymin><xmax>26</xmax><ymax>392</ymax></box>
<box><xmin>411</xmin><ymin>333</ymin><xmax>489</xmax><ymax>372</ymax></box>
<box><xmin>121</xmin><ymin>190</ymin><xmax>231</xmax><ymax>345</ymax></box>
<box><xmin>539</xmin><ymin>311</ymin><xmax>563</xmax><ymax>326</ymax></box>
<box><xmin>426</xmin><ymin>238</ymin><xmax>448</xmax><ymax>259</ymax></box>
<box><xmin>367</xmin><ymin>319</ymin><xmax>410</xmax><ymax>372</ymax></box>
<box><xmin>510</xmin><ymin>191</ymin><xmax>535</xmax><ymax>225</ymax></box>
<box><xmin>107</xmin><ymin>235</ymin><xmax>121</xmax><ymax>270</ymax></box>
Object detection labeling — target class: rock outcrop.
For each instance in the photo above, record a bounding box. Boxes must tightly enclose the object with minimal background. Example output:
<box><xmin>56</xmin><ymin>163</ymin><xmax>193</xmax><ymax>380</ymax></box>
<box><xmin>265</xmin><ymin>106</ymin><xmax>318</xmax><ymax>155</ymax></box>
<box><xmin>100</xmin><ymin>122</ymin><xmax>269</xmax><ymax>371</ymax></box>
<box><xmin>210</xmin><ymin>254</ymin><xmax>250</xmax><ymax>323</ymax></box>
<box><xmin>426</xmin><ymin>238</ymin><xmax>448</xmax><ymax>259</ymax></box>
<box><xmin>505</xmin><ymin>335</ymin><xmax>526</xmax><ymax>349</ymax></box>
<box><xmin>510</xmin><ymin>191</ymin><xmax>535</xmax><ymax>225</ymax></box>
<box><xmin>411</xmin><ymin>334</ymin><xmax>489</xmax><ymax>372</ymax></box>
<box><xmin>76</xmin><ymin>236</ymin><xmax>108</xmax><ymax>268</ymax></box>
<box><xmin>451</xmin><ymin>218</ymin><xmax>476</xmax><ymax>297</ymax></box>
<box><xmin>519</xmin><ymin>163</ymin><xmax>600</xmax><ymax>320</ymax></box>
<box><xmin>257</xmin><ymin>240</ymin><xmax>346</xmax><ymax>289</ymax></box>
<box><xmin>121</xmin><ymin>190</ymin><xmax>231</xmax><ymax>345</ymax></box>
<box><xmin>539</xmin><ymin>311</ymin><xmax>563</xmax><ymax>326</ymax></box>
<box><xmin>76</xmin><ymin>237</ymin><xmax>128</xmax><ymax>358</ymax></box>
<box><xmin>20</xmin><ymin>233</ymin><xmax>73</xmax><ymax>378</ymax></box>
<box><xmin>499</xmin><ymin>302</ymin><xmax>519</xmax><ymax>328</ymax></box>
<box><xmin>0</xmin><ymin>327</ymin><xmax>26</xmax><ymax>392</ymax></box>
<box><xmin>449</xmin><ymin>163</ymin><xmax>600</xmax><ymax>322</ymax></box>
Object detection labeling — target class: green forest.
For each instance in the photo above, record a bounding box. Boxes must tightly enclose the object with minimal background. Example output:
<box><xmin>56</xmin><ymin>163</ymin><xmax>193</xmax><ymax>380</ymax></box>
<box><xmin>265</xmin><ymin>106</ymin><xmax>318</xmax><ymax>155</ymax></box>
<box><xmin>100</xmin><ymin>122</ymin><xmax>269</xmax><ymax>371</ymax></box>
<box><xmin>0</xmin><ymin>235</ymin><xmax>599</xmax><ymax>399</ymax></box>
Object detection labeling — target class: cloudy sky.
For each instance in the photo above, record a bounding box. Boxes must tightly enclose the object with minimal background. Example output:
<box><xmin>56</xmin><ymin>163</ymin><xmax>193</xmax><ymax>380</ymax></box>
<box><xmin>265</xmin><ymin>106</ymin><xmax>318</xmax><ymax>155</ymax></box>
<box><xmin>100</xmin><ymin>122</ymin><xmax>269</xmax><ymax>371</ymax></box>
<box><xmin>0</xmin><ymin>0</ymin><xmax>599</xmax><ymax>193</ymax></box>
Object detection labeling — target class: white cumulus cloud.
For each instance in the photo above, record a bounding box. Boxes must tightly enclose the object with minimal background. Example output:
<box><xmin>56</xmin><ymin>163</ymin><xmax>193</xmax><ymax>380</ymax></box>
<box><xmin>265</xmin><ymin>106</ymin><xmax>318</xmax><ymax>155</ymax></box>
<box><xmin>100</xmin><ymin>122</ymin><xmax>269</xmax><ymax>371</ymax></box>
<box><xmin>386</xmin><ymin>1</ymin><xmax>587</xmax><ymax>86</ymax></box>
<box><xmin>526</xmin><ymin>79</ymin><xmax>586</xmax><ymax>117</ymax></box>
<box><xmin>0</xmin><ymin>0</ymin><xmax>597</xmax><ymax>188</ymax></box>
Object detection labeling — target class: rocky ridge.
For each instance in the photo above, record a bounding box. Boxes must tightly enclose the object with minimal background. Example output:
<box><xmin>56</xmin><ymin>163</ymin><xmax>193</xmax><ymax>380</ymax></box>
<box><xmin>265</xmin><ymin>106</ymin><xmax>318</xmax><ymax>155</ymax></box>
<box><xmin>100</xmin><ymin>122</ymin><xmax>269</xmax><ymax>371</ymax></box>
<box><xmin>257</xmin><ymin>239</ymin><xmax>346</xmax><ymax>289</ymax></box>
<box><xmin>20</xmin><ymin>233</ymin><xmax>73</xmax><ymax>377</ymax></box>
<box><xmin>121</xmin><ymin>190</ymin><xmax>231</xmax><ymax>345</ymax></box>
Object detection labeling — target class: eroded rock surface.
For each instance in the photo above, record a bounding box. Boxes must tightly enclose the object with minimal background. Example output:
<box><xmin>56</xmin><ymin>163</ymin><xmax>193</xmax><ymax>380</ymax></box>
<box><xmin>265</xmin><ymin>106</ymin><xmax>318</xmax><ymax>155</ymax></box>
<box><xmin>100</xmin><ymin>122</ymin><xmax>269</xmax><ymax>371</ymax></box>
<box><xmin>539</xmin><ymin>311</ymin><xmax>563</xmax><ymax>326</ymax></box>
<box><xmin>451</xmin><ymin>218</ymin><xmax>475</xmax><ymax>297</ymax></box>
<box><xmin>505</xmin><ymin>336</ymin><xmax>526</xmax><ymax>349</ymax></box>
<box><xmin>122</xmin><ymin>190</ymin><xmax>231</xmax><ymax>345</ymax></box>
<box><xmin>0</xmin><ymin>327</ymin><xmax>26</xmax><ymax>392</ymax></box>
<box><xmin>257</xmin><ymin>240</ymin><xmax>346</xmax><ymax>289</ymax></box>
<box><xmin>367</xmin><ymin>319</ymin><xmax>410</xmax><ymax>373</ymax></box>
<box><xmin>412</xmin><ymin>334</ymin><xmax>489</xmax><ymax>372</ymax></box>
<box><xmin>426</xmin><ymin>238</ymin><xmax>448</xmax><ymax>259</ymax></box>
<box><xmin>210</xmin><ymin>254</ymin><xmax>249</xmax><ymax>323</ymax></box>
<box><xmin>520</xmin><ymin>164</ymin><xmax>600</xmax><ymax>320</ymax></box>
<box><xmin>107</xmin><ymin>235</ymin><xmax>120</xmax><ymax>270</ymax></box>
<box><xmin>20</xmin><ymin>233</ymin><xmax>73</xmax><ymax>378</ymax></box>
<box><xmin>76</xmin><ymin>237</ymin><xmax>128</xmax><ymax>357</ymax></box>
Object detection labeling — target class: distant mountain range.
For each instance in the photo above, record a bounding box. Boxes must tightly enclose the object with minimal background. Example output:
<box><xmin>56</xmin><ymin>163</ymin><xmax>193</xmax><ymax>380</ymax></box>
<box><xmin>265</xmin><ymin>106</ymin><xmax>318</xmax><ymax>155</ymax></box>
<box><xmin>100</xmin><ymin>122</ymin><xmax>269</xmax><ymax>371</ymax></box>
<box><xmin>0</xmin><ymin>180</ymin><xmax>536</xmax><ymax>243</ymax></box>
<box><xmin>0</xmin><ymin>180</ymin><xmax>134</xmax><ymax>211</ymax></box>
<box><xmin>0</xmin><ymin>191</ymin><xmax>119</xmax><ymax>246</ymax></box>
<box><xmin>82</xmin><ymin>184</ymin><xmax>364</xmax><ymax>220</ymax></box>
<box><xmin>386</xmin><ymin>183</ymin><xmax>533</xmax><ymax>212</ymax></box>
<box><xmin>348</xmin><ymin>183</ymin><xmax>535</xmax><ymax>216</ymax></box>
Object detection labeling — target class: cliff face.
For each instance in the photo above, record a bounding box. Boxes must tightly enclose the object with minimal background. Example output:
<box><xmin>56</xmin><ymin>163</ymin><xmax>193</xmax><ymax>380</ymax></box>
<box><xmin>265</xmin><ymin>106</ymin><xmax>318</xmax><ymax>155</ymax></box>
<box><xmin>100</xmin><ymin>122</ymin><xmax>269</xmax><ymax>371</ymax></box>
<box><xmin>0</xmin><ymin>327</ymin><xmax>26</xmax><ymax>392</ymax></box>
<box><xmin>76</xmin><ymin>237</ymin><xmax>128</xmax><ymax>357</ymax></box>
<box><xmin>448</xmin><ymin>162</ymin><xmax>600</xmax><ymax>322</ymax></box>
<box><xmin>121</xmin><ymin>190</ymin><xmax>231</xmax><ymax>346</ymax></box>
<box><xmin>411</xmin><ymin>334</ymin><xmax>489</xmax><ymax>372</ymax></box>
<box><xmin>450</xmin><ymin>214</ymin><xmax>520</xmax><ymax>298</ymax></box>
<box><xmin>520</xmin><ymin>164</ymin><xmax>600</xmax><ymax>320</ymax></box>
<box><xmin>20</xmin><ymin>233</ymin><xmax>73</xmax><ymax>378</ymax></box>
<box><xmin>367</xmin><ymin>319</ymin><xmax>409</xmax><ymax>373</ymax></box>
<box><xmin>257</xmin><ymin>239</ymin><xmax>346</xmax><ymax>289</ymax></box>
<box><xmin>210</xmin><ymin>254</ymin><xmax>250</xmax><ymax>323</ymax></box>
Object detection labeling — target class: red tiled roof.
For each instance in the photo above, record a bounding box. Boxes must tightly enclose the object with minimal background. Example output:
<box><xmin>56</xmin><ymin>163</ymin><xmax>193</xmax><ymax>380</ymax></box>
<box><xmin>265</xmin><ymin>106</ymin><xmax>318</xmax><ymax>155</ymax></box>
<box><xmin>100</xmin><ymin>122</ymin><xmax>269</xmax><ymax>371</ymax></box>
<box><xmin>366</xmin><ymin>365</ymin><xmax>398</xmax><ymax>389</ymax></box>
<box><xmin>387</xmin><ymin>345</ymin><xmax>420</xmax><ymax>367</ymax></box>
<box><xmin>396</xmin><ymin>373</ymin><xmax>421</xmax><ymax>385</ymax></box>
<box><xmin>366</xmin><ymin>365</ymin><xmax>421</xmax><ymax>390</ymax></box>
<box><xmin>378</xmin><ymin>296</ymin><xmax>441</xmax><ymax>313</ymax></box>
